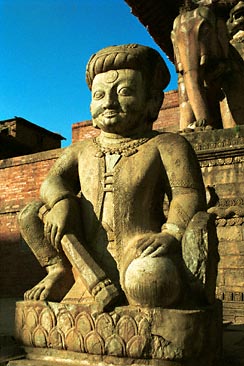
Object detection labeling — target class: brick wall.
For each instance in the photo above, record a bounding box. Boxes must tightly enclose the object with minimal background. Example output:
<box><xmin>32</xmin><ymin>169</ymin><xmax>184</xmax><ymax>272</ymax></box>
<box><xmin>155</xmin><ymin>90</ymin><xmax>180</xmax><ymax>132</ymax></box>
<box><xmin>72</xmin><ymin>90</ymin><xmax>180</xmax><ymax>142</ymax></box>
<box><xmin>0</xmin><ymin>149</ymin><xmax>62</xmax><ymax>297</ymax></box>
<box><xmin>72</xmin><ymin>120</ymin><xmax>99</xmax><ymax>143</ymax></box>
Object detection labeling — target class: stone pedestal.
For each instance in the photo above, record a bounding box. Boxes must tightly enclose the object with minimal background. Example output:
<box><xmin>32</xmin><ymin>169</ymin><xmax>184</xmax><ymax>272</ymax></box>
<box><xmin>12</xmin><ymin>300</ymin><xmax>222</xmax><ymax>366</ymax></box>
<box><xmin>185</xmin><ymin>127</ymin><xmax>244</xmax><ymax>322</ymax></box>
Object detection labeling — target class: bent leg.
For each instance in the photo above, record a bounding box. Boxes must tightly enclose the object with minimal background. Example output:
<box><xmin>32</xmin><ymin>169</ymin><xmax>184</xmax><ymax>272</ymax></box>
<box><xmin>18</xmin><ymin>201</ymin><xmax>74</xmax><ymax>301</ymax></box>
<box><xmin>19</xmin><ymin>201</ymin><xmax>58</xmax><ymax>266</ymax></box>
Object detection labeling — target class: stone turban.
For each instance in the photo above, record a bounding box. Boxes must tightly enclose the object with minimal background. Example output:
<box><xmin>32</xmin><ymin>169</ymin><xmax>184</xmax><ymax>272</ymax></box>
<box><xmin>86</xmin><ymin>44</ymin><xmax>170</xmax><ymax>93</ymax></box>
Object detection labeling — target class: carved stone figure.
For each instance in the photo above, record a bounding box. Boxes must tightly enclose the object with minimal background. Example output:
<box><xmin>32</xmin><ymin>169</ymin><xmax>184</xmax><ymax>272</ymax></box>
<box><xmin>171</xmin><ymin>0</ymin><xmax>244</xmax><ymax>131</ymax></box>
<box><xmin>17</xmin><ymin>44</ymin><xmax>221</xmax><ymax>365</ymax></box>
<box><xmin>227</xmin><ymin>1</ymin><xmax>244</xmax><ymax>60</ymax></box>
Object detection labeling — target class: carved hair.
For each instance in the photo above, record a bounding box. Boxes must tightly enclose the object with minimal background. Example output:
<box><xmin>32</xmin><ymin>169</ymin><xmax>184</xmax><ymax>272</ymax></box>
<box><xmin>85</xmin><ymin>44</ymin><xmax>170</xmax><ymax>95</ymax></box>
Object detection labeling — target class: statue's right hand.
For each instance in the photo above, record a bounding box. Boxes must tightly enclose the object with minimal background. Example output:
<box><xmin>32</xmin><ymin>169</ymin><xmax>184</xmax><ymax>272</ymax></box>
<box><xmin>135</xmin><ymin>232</ymin><xmax>180</xmax><ymax>258</ymax></box>
<box><xmin>43</xmin><ymin>198</ymin><xmax>81</xmax><ymax>251</ymax></box>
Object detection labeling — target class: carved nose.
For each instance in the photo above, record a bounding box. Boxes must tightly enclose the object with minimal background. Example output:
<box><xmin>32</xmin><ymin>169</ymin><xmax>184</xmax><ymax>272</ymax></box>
<box><xmin>103</xmin><ymin>93</ymin><xmax>118</xmax><ymax>109</ymax></box>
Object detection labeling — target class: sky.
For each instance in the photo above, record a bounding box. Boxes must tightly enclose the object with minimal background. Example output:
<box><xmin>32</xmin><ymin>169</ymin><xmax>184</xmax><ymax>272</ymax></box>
<box><xmin>1</xmin><ymin>0</ymin><xmax>177</xmax><ymax>147</ymax></box>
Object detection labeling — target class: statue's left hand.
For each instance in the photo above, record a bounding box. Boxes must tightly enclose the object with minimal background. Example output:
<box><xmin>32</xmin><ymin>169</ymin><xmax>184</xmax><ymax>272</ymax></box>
<box><xmin>135</xmin><ymin>232</ymin><xmax>180</xmax><ymax>258</ymax></box>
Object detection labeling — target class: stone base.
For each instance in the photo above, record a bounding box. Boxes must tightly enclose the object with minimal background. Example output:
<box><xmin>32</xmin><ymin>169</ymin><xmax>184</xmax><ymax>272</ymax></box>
<box><xmin>6</xmin><ymin>347</ymin><xmax>215</xmax><ymax>366</ymax></box>
<box><xmin>14</xmin><ymin>300</ymin><xmax>223</xmax><ymax>366</ymax></box>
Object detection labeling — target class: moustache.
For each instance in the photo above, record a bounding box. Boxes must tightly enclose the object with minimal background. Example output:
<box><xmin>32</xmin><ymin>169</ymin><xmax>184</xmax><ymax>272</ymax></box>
<box><xmin>92</xmin><ymin>108</ymin><xmax>120</xmax><ymax>119</ymax></box>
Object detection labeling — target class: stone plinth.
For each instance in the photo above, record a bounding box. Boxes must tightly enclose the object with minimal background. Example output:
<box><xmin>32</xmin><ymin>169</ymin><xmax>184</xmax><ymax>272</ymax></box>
<box><xmin>184</xmin><ymin>127</ymin><xmax>244</xmax><ymax>322</ymax></box>
<box><xmin>14</xmin><ymin>300</ymin><xmax>222</xmax><ymax>366</ymax></box>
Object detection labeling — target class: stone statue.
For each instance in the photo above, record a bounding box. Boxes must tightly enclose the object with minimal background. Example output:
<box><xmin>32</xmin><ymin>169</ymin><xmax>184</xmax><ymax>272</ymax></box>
<box><xmin>227</xmin><ymin>1</ymin><xmax>244</xmax><ymax>60</ymax></box>
<box><xmin>19</xmin><ymin>43</ymin><xmax>214</xmax><ymax>309</ymax></box>
<box><xmin>17</xmin><ymin>44</ymin><xmax>221</xmax><ymax>365</ymax></box>
<box><xmin>171</xmin><ymin>0</ymin><xmax>244</xmax><ymax>131</ymax></box>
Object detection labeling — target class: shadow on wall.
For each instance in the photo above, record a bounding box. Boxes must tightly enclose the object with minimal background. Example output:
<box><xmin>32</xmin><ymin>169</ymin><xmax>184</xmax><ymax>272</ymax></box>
<box><xmin>0</xmin><ymin>237</ymin><xmax>45</xmax><ymax>299</ymax></box>
<box><xmin>223</xmin><ymin>323</ymin><xmax>244</xmax><ymax>366</ymax></box>
<box><xmin>0</xmin><ymin>297</ymin><xmax>21</xmax><ymax>337</ymax></box>
<box><xmin>0</xmin><ymin>236</ymin><xmax>45</xmax><ymax>340</ymax></box>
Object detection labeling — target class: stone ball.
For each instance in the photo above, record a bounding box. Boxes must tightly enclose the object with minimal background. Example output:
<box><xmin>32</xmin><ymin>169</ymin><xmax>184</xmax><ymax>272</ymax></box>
<box><xmin>124</xmin><ymin>256</ymin><xmax>182</xmax><ymax>307</ymax></box>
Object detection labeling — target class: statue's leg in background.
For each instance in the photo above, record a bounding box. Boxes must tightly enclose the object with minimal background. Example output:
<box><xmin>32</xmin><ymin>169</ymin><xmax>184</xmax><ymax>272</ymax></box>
<box><xmin>178</xmin><ymin>75</ymin><xmax>195</xmax><ymax>130</ymax></box>
<box><xmin>18</xmin><ymin>201</ymin><xmax>74</xmax><ymax>301</ymax></box>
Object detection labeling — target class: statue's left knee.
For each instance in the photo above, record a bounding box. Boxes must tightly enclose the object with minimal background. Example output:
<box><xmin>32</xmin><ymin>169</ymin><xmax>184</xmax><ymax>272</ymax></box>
<box><xmin>122</xmin><ymin>256</ymin><xmax>182</xmax><ymax>308</ymax></box>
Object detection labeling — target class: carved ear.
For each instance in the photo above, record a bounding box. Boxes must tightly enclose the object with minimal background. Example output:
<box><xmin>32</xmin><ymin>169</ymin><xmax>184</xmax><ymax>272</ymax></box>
<box><xmin>147</xmin><ymin>91</ymin><xmax>164</xmax><ymax>123</ymax></box>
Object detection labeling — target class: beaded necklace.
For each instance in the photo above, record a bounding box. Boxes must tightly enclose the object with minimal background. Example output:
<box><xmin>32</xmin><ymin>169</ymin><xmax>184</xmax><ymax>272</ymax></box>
<box><xmin>93</xmin><ymin>136</ymin><xmax>150</xmax><ymax>157</ymax></box>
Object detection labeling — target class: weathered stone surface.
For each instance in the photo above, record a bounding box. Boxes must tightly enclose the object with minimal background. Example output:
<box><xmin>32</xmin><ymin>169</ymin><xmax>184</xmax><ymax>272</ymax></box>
<box><xmin>219</xmin><ymin>255</ymin><xmax>244</xmax><ymax>269</ymax></box>
<box><xmin>185</xmin><ymin>127</ymin><xmax>244</xmax><ymax>321</ymax></box>
<box><xmin>15</xmin><ymin>44</ymin><xmax>221</xmax><ymax>365</ymax></box>
<box><xmin>171</xmin><ymin>2</ymin><xmax>244</xmax><ymax>130</ymax></box>
<box><xmin>227</xmin><ymin>1</ymin><xmax>244</xmax><ymax>61</ymax></box>
<box><xmin>218</xmin><ymin>241</ymin><xmax>244</xmax><ymax>256</ymax></box>
<box><xmin>2</xmin><ymin>127</ymin><xmax>244</xmax><ymax>320</ymax></box>
<box><xmin>182</xmin><ymin>211</ymin><xmax>219</xmax><ymax>304</ymax></box>
<box><xmin>18</xmin><ymin>43</ymin><xmax>213</xmax><ymax>311</ymax></box>
<box><xmin>224</xmin><ymin>269</ymin><xmax>244</xmax><ymax>288</ymax></box>
<box><xmin>217</xmin><ymin>226</ymin><xmax>244</xmax><ymax>242</ymax></box>
<box><xmin>14</xmin><ymin>300</ymin><xmax>222</xmax><ymax>365</ymax></box>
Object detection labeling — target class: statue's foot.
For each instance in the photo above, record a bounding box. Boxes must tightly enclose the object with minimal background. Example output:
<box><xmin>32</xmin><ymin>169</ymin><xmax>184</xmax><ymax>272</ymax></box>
<box><xmin>24</xmin><ymin>262</ymin><xmax>74</xmax><ymax>302</ymax></box>
<box><xmin>183</xmin><ymin>119</ymin><xmax>213</xmax><ymax>133</ymax></box>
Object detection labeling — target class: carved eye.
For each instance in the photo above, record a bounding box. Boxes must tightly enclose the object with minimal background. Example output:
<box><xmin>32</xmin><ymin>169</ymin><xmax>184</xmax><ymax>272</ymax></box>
<box><xmin>93</xmin><ymin>90</ymin><xmax>105</xmax><ymax>100</ymax></box>
<box><xmin>118</xmin><ymin>87</ymin><xmax>132</xmax><ymax>96</ymax></box>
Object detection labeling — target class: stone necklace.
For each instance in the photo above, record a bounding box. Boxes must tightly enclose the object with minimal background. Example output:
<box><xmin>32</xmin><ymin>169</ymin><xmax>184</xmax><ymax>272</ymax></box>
<box><xmin>93</xmin><ymin>136</ymin><xmax>150</xmax><ymax>157</ymax></box>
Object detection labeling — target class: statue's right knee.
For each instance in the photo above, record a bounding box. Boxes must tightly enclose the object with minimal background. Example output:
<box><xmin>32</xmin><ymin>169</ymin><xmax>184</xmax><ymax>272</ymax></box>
<box><xmin>18</xmin><ymin>201</ymin><xmax>43</xmax><ymax>233</ymax></box>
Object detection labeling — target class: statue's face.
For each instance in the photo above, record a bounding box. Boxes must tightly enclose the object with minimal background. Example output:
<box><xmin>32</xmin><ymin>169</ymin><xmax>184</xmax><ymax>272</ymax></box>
<box><xmin>90</xmin><ymin>69</ymin><xmax>148</xmax><ymax>134</ymax></box>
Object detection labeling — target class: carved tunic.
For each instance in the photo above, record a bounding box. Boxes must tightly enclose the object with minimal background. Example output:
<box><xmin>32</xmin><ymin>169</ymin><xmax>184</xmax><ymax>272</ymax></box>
<box><xmin>41</xmin><ymin>132</ymin><xmax>206</xmax><ymax>284</ymax></box>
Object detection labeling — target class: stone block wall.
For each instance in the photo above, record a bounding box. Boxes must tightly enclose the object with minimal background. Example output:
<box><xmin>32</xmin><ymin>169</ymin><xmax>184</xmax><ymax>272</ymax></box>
<box><xmin>185</xmin><ymin>127</ymin><xmax>244</xmax><ymax>323</ymax></box>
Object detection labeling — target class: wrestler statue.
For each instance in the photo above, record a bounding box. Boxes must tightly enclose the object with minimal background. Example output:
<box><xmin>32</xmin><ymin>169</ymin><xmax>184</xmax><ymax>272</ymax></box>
<box><xmin>19</xmin><ymin>44</ymin><xmax>214</xmax><ymax>312</ymax></box>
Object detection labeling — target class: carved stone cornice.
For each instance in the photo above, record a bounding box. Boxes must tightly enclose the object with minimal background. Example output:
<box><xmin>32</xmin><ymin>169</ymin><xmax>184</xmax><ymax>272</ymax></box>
<box><xmin>192</xmin><ymin>137</ymin><xmax>244</xmax><ymax>153</ymax></box>
<box><xmin>208</xmin><ymin>200</ymin><xmax>244</xmax><ymax>222</ymax></box>
<box><xmin>199</xmin><ymin>155</ymin><xmax>244</xmax><ymax>167</ymax></box>
<box><xmin>216</xmin><ymin>198</ymin><xmax>244</xmax><ymax>208</ymax></box>
<box><xmin>215</xmin><ymin>215</ymin><xmax>244</xmax><ymax>226</ymax></box>
<box><xmin>182</xmin><ymin>127</ymin><xmax>244</xmax><ymax>166</ymax></box>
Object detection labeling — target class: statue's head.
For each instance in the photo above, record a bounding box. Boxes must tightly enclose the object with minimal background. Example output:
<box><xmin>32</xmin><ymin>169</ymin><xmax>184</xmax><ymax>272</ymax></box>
<box><xmin>86</xmin><ymin>44</ymin><xmax>170</xmax><ymax>135</ymax></box>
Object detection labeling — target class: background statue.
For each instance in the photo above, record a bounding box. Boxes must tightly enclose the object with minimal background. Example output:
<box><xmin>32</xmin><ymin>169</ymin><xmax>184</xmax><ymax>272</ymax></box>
<box><xmin>171</xmin><ymin>0</ymin><xmax>244</xmax><ymax>131</ymax></box>
<box><xmin>19</xmin><ymin>44</ymin><xmax>216</xmax><ymax>312</ymax></box>
<box><xmin>227</xmin><ymin>1</ymin><xmax>244</xmax><ymax>60</ymax></box>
